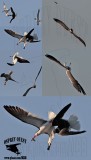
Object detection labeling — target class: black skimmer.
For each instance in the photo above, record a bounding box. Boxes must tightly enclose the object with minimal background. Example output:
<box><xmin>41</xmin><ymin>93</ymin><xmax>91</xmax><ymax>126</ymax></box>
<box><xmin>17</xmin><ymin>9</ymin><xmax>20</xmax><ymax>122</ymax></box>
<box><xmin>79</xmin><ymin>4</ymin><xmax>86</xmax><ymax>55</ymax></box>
<box><xmin>4</xmin><ymin>28</ymin><xmax>40</xmax><ymax>49</ymax></box>
<box><xmin>53</xmin><ymin>18</ymin><xmax>86</xmax><ymax>47</ymax></box>
<box><xmin>23</xmin><ymin>66</ymin><xmax>42</xmax><ymax>96</ymax></box>
<box><xmin>8</xmin><ymin>7</ymin><xmax>17</xmax><ymax>23</ymax></box>
<box><xmin>34</xmin><ymin>9</ymin><xmax>41</xmax><ymax>25</ymax></box>
<box><xmin>2</xmin><ymin>2</ymin><xmax>10</xmax><ymax>16</ymax></box>
<box><xmin>7</xmin><ymin>52</ymin><xmax>30</xmax><ymax>66</ymax></box>
<box><xmin>4</xmin><ymin>103</ymin><xmax>86</xmax><ymax>150</ymax></box>
<box><xmin>0</xmin><ymin>71</ymin><xmax>18</xmax><ymax>85</ymax></box>
<box><xmin>45</xmin><ymin>54</ymin><xmax>86</xmax><ymax>95</ymax></box>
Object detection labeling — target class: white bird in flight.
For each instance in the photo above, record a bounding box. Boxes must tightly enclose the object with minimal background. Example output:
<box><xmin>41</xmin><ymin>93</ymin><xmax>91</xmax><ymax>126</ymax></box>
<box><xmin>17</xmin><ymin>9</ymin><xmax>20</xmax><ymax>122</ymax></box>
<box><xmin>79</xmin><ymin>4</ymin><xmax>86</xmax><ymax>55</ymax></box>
<box><xmin>45</xmin><ymin>54</ymin><xmax>86</xmax><ymax>95</ymax></box>
<box><xmin>4</xmin><ymin>28</ymin><xmax>40</xmax><ymax>49</ymax></box>
<box><xmin>7</xmin><ymin>52</ymin><xmax>30</xmax><ymax>66</ymax></box>
<box><xmin>4</xmin><ymin>103</ymin><xmax>86</xmax><ymax>150</ymax></box>
<box><xmin>2</xmin><ymin>2</ymin><xmax>10</xmax><ymax>16</ymax></box>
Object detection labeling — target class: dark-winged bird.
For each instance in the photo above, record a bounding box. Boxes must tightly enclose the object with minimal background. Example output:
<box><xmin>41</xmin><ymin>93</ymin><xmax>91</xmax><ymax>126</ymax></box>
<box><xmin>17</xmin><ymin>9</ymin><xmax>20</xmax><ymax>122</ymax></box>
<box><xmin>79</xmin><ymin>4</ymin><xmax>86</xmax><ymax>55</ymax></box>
<box><xmin>23</xmin><ymin>66</ymin><xmax>42</xmax><ymax>96</ymax></box>
<box><xmin>0</xmin><ymin>71</ymin><xmax>18</xmax><ymax>85</ymax></box>
<box><xmin>4</xmin><ymin>28</ymin><xmax>40</xmax><ymax>49</ymax></box>
<box><xmin>7</xmin><ymin>52</ymin><xmax>30</xmax><ymax>66</ymax></box>
<box><xmin>6</xmin><ymin>143</ymin><xmax>21</xmax><ymax>155</ymax></box>
<box><xmin>53</xmin><ymin>18</ymin><xmax>86</xmax><ymax>47</ymax></box>
<box><xmin>4</xmin><ymin>103</ymin><xmax>86</xmax><ymax>150</ymax></box>
<box><xmin>8</xmin><ymin>7</ymin><xmax>17</xmax><ymax>23</ymax></box>
<box><xmin>45</xmin><ymin>54</ymin><xmax>86</xmax><ymax>95</ymax></box>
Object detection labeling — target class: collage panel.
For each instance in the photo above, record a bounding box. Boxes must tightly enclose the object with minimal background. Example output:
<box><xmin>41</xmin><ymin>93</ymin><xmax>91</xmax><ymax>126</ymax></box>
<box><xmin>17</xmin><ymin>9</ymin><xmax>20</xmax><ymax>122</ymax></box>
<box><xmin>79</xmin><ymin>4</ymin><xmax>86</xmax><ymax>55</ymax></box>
<box><xmin>0</xmin><ymin>0</ymin><xmax>42</xmax><ymax>96</ymax></box>
<box><xmin>42</xmin><ymin>0</ymin><xmax>91</xmax><ymax>96</ymax></box>
<box><xmin>0</xmin><ymin>96</ymin><xmax>90</xmax><ymax>160</ymax></box>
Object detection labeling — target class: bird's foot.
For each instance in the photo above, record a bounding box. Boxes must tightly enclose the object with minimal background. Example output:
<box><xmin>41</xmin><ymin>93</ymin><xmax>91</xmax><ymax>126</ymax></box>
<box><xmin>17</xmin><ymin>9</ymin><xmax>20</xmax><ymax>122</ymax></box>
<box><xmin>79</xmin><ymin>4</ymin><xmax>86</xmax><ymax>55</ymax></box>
<box><xmin>31</xmin><ymin>137</ymin><xmax>36</xmax><ymax>141</ymax></box>
<box><xmin>47</xmin><ymin>145</ymin><xmax>50</xmax><ymax>150</ymax></box>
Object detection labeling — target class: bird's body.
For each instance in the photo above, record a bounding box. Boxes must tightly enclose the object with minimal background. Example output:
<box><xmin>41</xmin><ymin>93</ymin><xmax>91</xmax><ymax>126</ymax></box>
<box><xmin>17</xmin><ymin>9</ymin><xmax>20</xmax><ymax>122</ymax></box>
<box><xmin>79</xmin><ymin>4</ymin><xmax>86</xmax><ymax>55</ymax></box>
<box><xmin>7</xmin><ymin>52</ymin><xmax>30</xmax><ymax>66</ymax></box>
<box><xmin>4</xmin><ymin>28</ymin><xmax>40</xmax><ymax>49</ymax></box>
<box><xmin>45</xmin><ymin>54</ymin><xmax>86</xmax><ymax>95</ymax></box>
<box><xmin>0</xmin><ymin>71</ymin><xmax>18</xmax><ymax>85</ymax></box>
<box><xmin>2</xmin><ymin>2</ymin><xmax>10</xmax><ymax>16</ymax></box>
<box><xmin>34</xmin><ymin>9</ymin><xmax>41</xmax><ymax>25</ymax></box>
<box><xmin>53</xmin><ymin>18</ymin><xmax>86</xmax><ymax>47</ymax></box>
<box><xmin>4</xmin><ymin>103</ymin><xmax>86</xmax><ymax>150</ymax></box>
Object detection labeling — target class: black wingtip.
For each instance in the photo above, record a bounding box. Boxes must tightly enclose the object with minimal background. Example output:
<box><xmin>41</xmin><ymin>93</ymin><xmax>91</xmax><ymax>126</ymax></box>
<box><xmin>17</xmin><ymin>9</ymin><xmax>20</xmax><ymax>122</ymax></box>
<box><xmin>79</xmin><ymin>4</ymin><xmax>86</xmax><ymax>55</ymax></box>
<box><xmin>53</xmin><ymin>18</ymin><xmax>58</xmax><ymax>22</ymax></box>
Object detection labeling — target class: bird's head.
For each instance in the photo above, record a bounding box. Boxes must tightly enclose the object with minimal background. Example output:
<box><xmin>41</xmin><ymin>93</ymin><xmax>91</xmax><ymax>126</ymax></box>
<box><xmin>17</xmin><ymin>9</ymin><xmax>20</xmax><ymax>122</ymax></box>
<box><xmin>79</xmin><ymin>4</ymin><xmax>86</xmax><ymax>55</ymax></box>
<box><xmin>70</xmin><ymin>28</ymin><xmax>73</xmax><ymax>33</ymax></box>
<box><xmin>24</xmin><ymin>32</ymin><xmax>27</xmax><ymax>36</ymax></box>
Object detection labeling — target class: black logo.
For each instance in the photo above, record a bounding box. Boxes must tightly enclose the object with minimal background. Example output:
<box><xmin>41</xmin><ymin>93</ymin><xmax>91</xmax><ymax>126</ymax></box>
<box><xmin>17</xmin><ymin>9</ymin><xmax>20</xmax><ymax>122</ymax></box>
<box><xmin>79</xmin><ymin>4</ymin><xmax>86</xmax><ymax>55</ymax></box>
<box><xmin>6</xmin><ymin>143</ymin><xmax>21</xmax><ymax>155</ymax></box>
<box><xmin>4</xmin><ymin>137</ymin><xmax>27</xmax><ymax>159</ymax></box>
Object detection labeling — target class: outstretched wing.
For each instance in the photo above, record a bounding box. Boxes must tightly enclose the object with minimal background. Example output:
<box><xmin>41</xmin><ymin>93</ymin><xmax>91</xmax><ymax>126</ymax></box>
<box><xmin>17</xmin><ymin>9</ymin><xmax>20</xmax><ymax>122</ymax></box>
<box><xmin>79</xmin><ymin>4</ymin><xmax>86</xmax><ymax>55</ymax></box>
<box><xmin>59</xmin><ymin>128</ymin><xmax>86</xmax><ymax>136</ymax></box>
<box><xmin>35</xmin><ymin>66</ymin><xmax>42</xmax><ymax>82</ymax></box>
<box><xmin>73</xmin><ymin>32</ymin><xmax>86</xmax><ymax>47</ymax></box>
<box><xmin>16</xmin><ymin>56</ymin><xmax>30</xmax><ymax>63</ymax></box>
<box><xmin>37</xmin><ymin>9</ymin><xmax>40</xmax><ymax>19</ymax></box>
<box><xmin>45</xmin><ymin>54</ymin><xmax>67</xmax><ymax>69</ymax></box>
<box><xmin>10</xmin><ymin>7</ymin><xmax>15</xmax><ymax>14</ymax></box>
<box><xmin>4</xmin><ymin>106</ymin><xmax>47</xmax><ymax>129</ymax></box>
<box><xmin>26</xmin><ymin>28</ymin><xmax>34</xmax><ymax>38</ymax></box>
<box><xmin>7</xmin><ymin>63</ymin><xmax>14</xmax><ymax>66</ymax></box>
<box><xmin>23</xmin><ymin>85</ymin><xmax>36</xmax><ymax>96</ymax></box>
<box><xmin>4</xmin><ymin>29</ymin><xmax>23</xmax><ymax>39</ymax></box>
<box><xmin>73</xmin><ymin>81</ymin><xmax>86</xmax><ymax>95</ymax></box>
<box><xmin>52</xmin><ymin>103</ymin><xmax>71</xmax><ymax>126</ymax></box>
<box><xmin>53</xmin><ymin>18</ymin><xmax>70</xmax><ymax>31</ymax></box>
<box><xmin>66</xmin><ymin>70</ymin><xmax>86</xmax><ymax>95</ymax></box>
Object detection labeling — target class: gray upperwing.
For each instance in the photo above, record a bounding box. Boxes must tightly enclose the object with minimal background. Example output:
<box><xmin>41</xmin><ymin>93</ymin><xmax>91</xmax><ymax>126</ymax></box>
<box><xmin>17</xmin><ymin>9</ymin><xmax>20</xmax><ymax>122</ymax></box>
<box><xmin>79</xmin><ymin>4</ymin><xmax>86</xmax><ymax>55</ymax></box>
<box><xmin>53</xmin><ymin>18</ymin><xmax>70</xmax><ymax>31</ymax></box>
<box><xmin>72</xmin><ymin>32</ymin><xmax>86</xmax><ymax>47</ymax></box>
<box><xmin>45</xmin><ymin>54</ymin><xmax>66</xmax><ymax>69</ymax></box>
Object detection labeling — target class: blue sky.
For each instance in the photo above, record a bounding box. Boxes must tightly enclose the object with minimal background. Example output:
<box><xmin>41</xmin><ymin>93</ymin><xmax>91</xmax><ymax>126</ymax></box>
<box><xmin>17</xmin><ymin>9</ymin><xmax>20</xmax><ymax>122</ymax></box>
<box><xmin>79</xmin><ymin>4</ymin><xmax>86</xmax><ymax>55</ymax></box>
<box><xmin>0</xmin><ymin>0</ymin><xmax>42</xmax><ymax>96</ymax></box>
<box><xmin>0</xmin><ymin>96</ymin><xmax>91</xmax><ymax>160</ymax></box>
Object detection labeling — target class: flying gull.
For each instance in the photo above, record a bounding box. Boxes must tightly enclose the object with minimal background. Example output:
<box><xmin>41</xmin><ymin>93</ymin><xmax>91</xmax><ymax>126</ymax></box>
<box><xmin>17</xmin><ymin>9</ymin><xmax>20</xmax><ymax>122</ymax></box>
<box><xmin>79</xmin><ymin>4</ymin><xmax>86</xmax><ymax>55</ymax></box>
<box><xmin>34</xmin><ymin>9</ymin><xmax>41</xmax><ymax>25</ymax></box>
<box><xmin>2</xmin><ymin>2</ymin><xmax>10</xmax><ymax>16</ymax></box>
<box><xmin>23</xmin><ymin>66</ymin><xmax>42</xmax><ymax>96</ymax></box>
<box><xmin>45</xmin><ymin>54</ymin><xmax>86</xmax><ymax>95</ymax></box>
<box><xmin>7</xmin><ymin>52</ymin><xmax>30</xmax><ymax>66</ymax></box>
<box><xmin>53</xmin><ymin>18</ymin><xmax>86</xmax><ymax>47</ymax></box>
<box><xmin>4</xmin><ymin>28</ymin><xmax>40</xmax><ymax>49</ymax></box>
<box><xmin>0</xmin><ymin>71</ymin><xmax>18</xmax><ymax>85</ymax></box>
<box><xmin>4</xmin><ymin>103</ymin><xmax>86</xmax><ymax>150</ymax></box>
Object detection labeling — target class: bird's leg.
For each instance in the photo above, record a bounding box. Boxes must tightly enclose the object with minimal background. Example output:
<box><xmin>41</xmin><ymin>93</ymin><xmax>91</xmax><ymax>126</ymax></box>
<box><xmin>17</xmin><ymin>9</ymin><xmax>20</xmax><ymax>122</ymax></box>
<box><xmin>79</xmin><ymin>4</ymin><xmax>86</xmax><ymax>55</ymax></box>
<box><xmin>31</xmin><ymin>133</ymin><xmax>38</xmax><ymax>141</ymax></box>
<box><xmin>23</xmin><ymin>41</ymin><xmax>27</xmax><ymax>49</ymax></box>
<box><xmin>47</xmin><ymin>131</ymin><xmax>55</xmax><ymax>150</ymax></box>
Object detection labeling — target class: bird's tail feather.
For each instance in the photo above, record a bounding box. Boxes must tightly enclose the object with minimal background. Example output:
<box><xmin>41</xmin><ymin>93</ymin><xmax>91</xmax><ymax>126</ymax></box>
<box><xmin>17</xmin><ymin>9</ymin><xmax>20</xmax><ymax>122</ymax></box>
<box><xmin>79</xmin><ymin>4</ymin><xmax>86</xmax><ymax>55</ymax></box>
<box><xmin>68</xmin><ymin>115</ymin><xmax>80</xmax><ymax>130</ymax></box>
<box><xmin>33</xmin><ymin>33</ymin><xmax>38</xmax><ymax>40</ymax></box>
